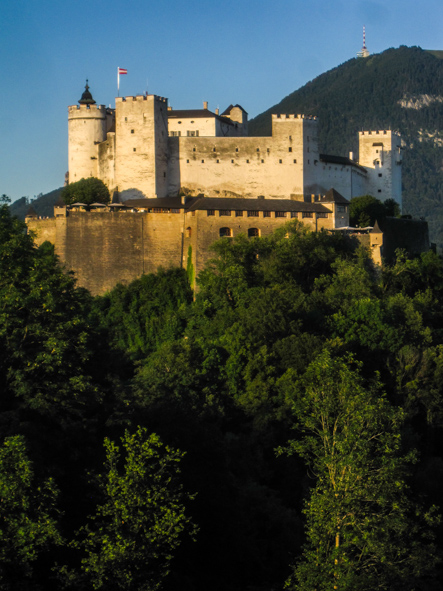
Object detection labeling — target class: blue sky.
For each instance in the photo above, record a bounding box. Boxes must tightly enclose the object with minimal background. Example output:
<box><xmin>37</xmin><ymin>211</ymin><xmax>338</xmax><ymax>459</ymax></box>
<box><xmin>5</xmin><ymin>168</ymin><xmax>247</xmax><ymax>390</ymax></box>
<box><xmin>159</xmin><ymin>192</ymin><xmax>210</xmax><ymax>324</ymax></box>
<box><xmin>1</xmin><ymin>0</ymin><xmax>442</xmax><ymax>202</ymax></box>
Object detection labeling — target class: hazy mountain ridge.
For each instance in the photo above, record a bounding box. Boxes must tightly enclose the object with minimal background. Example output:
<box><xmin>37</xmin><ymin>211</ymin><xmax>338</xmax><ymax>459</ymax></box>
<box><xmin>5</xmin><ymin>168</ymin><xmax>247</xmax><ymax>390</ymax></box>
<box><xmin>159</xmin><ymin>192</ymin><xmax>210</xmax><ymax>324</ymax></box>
<box><xmin>10</xmin><ymin>188</ymin><xmax>62</xmax><ymax>220</ymax></box>
<box><xmin>249</xmin><ymin>46</ymin><xmax>443</xmax><ymax>248</ymax></box>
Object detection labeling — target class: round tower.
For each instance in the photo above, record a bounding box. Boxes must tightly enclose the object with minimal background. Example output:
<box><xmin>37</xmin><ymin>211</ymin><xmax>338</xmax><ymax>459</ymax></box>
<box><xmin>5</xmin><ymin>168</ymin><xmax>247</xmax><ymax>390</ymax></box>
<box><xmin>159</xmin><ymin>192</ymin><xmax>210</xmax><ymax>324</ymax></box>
<box><xmin>68</xmin><ymin>81</ymin><xmax>108</xmax><ymax>183</ymax></box>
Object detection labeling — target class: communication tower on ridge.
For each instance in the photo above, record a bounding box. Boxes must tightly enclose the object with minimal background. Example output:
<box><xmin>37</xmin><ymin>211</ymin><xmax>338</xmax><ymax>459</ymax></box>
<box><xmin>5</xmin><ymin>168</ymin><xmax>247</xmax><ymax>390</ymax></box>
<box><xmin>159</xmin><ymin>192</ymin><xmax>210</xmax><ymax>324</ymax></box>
<box><xmin>357</xmin><ymin>26</ymin><xmax>370</xmax><ymax>58</ymax></box>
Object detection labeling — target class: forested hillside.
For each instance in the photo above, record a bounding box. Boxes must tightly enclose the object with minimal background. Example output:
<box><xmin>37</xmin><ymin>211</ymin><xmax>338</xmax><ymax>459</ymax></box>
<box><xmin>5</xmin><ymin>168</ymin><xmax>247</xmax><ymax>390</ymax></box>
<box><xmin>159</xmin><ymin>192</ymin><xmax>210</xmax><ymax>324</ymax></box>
<box><xmin>249</xmin><ymin>46</ymin><xmax>443</xmax><ymax>249</ymax></box>
<box><xmin>1</xmin><ymin>204</ymin><xmax>443</xmax><ymax>590</ymax></box>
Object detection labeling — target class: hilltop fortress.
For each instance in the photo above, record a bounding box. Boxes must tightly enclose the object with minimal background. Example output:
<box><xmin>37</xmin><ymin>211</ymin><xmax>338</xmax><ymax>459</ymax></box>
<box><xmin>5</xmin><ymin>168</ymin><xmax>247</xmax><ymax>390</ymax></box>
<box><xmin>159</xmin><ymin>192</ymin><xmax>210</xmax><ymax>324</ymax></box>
<box><xmin>27</xmin><ymin>83</ymin><xmax>416</xmax><ymax>295</ymax></box>
<box><xmin>68</xmin><ymin>83</ymin><xmax>402</xmax><ymax>204</ymax></box>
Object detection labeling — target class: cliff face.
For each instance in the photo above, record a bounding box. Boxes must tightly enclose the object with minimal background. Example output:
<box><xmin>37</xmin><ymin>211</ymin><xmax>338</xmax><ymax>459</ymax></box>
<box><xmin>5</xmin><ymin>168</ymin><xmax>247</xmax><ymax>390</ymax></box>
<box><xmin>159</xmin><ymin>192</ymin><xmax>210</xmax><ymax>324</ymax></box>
<box><xmin>249</xmin><ymin>46</ymin><xmax>443</xmax><ymax>249</ymax></box>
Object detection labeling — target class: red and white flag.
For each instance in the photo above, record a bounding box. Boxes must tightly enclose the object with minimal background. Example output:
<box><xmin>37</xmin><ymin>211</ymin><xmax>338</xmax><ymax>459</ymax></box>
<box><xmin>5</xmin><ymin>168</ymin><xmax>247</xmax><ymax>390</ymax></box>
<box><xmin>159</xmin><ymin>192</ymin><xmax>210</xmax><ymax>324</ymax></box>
<box><xmin>117</xmin><ymin>67</ymin><xmax>128</xmax><ymax>95</ymax></box>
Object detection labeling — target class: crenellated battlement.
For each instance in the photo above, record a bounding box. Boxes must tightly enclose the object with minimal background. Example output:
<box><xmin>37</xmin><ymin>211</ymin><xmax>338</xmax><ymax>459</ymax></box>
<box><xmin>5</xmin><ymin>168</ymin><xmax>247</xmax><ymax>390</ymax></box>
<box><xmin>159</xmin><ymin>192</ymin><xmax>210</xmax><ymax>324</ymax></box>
<box><xmin>359</xmin><ymin>130</ymin><xmax>399</xmax><ymax>137</ymax></box>
<box><xmin>115</xmin><ymin>94</ymin><xmax>168</xmax><ymax>103</ymax></box>
<box><xmin>68</xmin><ymin>104</ymin><xmax>108</xmax><ymax>115</ymax></box>
<box><xmin>272</xmin><ymin>114</ymin><xmax>318</xmax><ymax>121</ymax></box>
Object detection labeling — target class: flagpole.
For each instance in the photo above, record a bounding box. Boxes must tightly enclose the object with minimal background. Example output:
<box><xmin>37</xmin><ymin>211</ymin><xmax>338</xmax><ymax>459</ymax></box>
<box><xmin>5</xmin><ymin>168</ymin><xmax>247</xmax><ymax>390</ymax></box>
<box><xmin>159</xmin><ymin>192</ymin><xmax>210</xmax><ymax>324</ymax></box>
<box><xmin>117</xmin><ymin>67</ymin><xmax>120</xmax><ymax>97</ymax></box>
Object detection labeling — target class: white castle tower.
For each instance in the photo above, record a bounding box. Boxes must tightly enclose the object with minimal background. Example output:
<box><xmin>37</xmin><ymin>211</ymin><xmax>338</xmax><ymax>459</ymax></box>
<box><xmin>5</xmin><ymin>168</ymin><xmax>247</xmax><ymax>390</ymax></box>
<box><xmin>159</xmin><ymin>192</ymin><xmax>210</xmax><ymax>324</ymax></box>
<box><xmin>68</xmin><ymin>81</ymin><xmax>114</xmax><ymax>183</ymax></box>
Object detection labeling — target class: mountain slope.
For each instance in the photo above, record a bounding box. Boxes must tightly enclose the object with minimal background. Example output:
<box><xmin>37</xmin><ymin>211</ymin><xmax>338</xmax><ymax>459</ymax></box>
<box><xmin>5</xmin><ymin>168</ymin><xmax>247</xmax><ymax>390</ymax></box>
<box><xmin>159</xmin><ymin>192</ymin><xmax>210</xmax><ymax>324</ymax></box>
<box><xmin>10</xmin><ymin>188</ymin><xmax>62</xmax><ymax>220</ymax></box>
<box><xmin>249</xmin><ymin>46</ymin><xmax>443</xmax><ymax>248</ymax></box>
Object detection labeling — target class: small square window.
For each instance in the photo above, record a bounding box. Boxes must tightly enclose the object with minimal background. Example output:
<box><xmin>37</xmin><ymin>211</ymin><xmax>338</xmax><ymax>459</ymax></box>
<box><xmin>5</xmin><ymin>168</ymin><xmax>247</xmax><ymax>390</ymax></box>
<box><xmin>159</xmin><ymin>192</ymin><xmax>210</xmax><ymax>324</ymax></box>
<box><xmin>263</xmin><ymin>211</ymin><xmax>271</xmax><ymax>218</ymax></box>
<box><xmin>279</xmin><ymin>159</ymin><xmax>282</xmax><ymax>164</ymax></box>
<box><xmin>216</xmin><ymin>159</ymin><xmax>220</xmax><ymax>163</ymax></box>
<box><xmin>235</xmin><ymin>148</ymin><xmax>239</xmax><ymax>152</ymax></box>
<box><xmin>256</xmin><ymin>148</ymin><xmax>260</xmax><ymax>152</ymax></box>
<box><xmin>125</xmin><ymin>117</ymin><xmax>127</xmax><ymax>121</ymax></box>
<box><xmin>207</xmin><ymin>210</ymin><xmax>215</xmax><ymax>216</ymax></box>
<box><xmin>378</xmin><ymin>189</ymin><xmax>382</xmax><ymax>193</ymax></box>
<box><xmin>201</xmin><ymin>159</ymin><xmax>204</xmax><ymax>163</ymax></box>
<box><xmin>131</xmin><ymin>129</ymin><xmax>134</xmax><ymax>134</ymax></box>
<box><xmin>213</xmin><ymin>147</ymin><xmax>216</xmax><ymax>152</ymax></box>
<box><xmin>186</xmin><ymin>159</ymin><xmax>189</xmax><ymax>163</ymax></box>
<box><xmin>246</xmin><ymin>159</ymin><xmax>249</xmax><ymax>163</ymax></box>
<box><xmin>261</xmin><ymin>159</ymin><xmax>264</xmax><ymax>163</ymax></box>
<box><xmin>293</xmin><ymin>159</ymin><xmax>297</xmax><ymax>163</ymax></box>
<box><xmin>193</xmin><ymin>147</ymin><xmax>196</xmax><ymax>152</ymax></box>
<box><xmin>133</xmin><ymin>148</ymin><xmax>136</xmax><ymax>152</ymax></box>
<box><xmin>288</xmin><ymin>147</ymin><xmax>292</xmax><ymax>152</ymax></box>
<box><xmin>231</xmin><ymin>159</ymin><xmax>234</xmax><ymax>163</ymax></box>
<box><xmin>235</xmin><ymin>210</ymin><xmax>243</xmax><ymax>217</ymax></box>
<box><xmin>378</xmin><ymin>173</ymin><xmax>382</xmax><ymax>177</ymax></box>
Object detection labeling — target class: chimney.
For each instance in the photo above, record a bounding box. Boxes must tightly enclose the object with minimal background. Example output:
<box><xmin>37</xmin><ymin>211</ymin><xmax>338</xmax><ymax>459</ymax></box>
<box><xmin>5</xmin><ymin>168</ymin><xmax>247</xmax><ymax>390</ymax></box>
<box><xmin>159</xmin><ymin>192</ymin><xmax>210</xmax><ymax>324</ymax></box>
<box><xmin>215</xmin><ymin>108</ymin><xmax>219</xmax><ymax>115</ymax></box>
<box><xmin>167</xmin><ymin>106</ymin><xmax>172</xmax><ymax>111</ymax></box>
<box><xmin>349</xmin><ymin>151</ymin><xmax>354</xmax><ymax>161</ymax></box>
<box><xmin>203</xmin><ymin>101</ymin><xmax>208</xmax><ymax>110</ymax></box>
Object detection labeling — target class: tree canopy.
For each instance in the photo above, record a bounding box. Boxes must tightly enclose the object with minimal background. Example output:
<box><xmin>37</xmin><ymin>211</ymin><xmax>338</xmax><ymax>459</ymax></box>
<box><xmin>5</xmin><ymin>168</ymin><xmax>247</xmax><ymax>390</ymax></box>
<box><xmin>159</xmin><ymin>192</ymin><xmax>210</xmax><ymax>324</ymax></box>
<box><xmin>61</xmin><ymin>177</ymin><xmax>110</xmax><ymax>205</ymax></box>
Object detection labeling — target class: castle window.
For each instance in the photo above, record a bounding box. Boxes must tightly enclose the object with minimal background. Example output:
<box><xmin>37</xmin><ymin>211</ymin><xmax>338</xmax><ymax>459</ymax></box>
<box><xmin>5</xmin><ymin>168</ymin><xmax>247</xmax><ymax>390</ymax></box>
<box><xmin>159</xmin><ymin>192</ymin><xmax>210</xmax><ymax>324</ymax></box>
<box><xmin>213</xmin><ymin>147</ymin><xmax>216</xmax><ymax>152</ymax></box>
<box><xmin>247</xmin><ymin>211</ymin><xmax>259</xmax><ymax>217</ymax></box>
<box><xmin>293</xmin><ymin>159</ymin><xmax>297</xmax><ymax>163</ymax></box>
<box><xmin>191</xmin><ymin>121</ymin><xmax>194</xmax><ymax>124</ymax></box>
<box><xmin>248</xmin><ymin>228</ymin><xmax>260</xmax><ymax>237</ymax></box>
<box><xmin>279</xmin><ymin>159</ymin><xmax>282</xmax><ymax>164</ymax></box>
<box><xmin>178</xmin><ymin>121</ymin><xmax>182</xmax><ymax>124</ymax></box>
<box><xmin>231</xmin><ymin>159</ymin><xmax>234</xmax><ymax>163</ymax></box>
<box><xmin>246</xmin><ymin>159</ymin><xmax>249</xmax><ymax>163</ymax></box>
<box><xmin>289</xmin><ymin>135</ymin><xmax>292</xmax><ymax>140</ymax></box>
<box><xmin>186</xmin><ymin>227</ymin><xmax>192</xmax><ymax>237</ymax></box>
<box><xmin>133</xmin><ymin>148</ymin><xmax>136</xmax><ymax>152</ymax></box>
<box><xmin>302</xmin><ymin>212</ymin><xmax>313</xmax><ymax>218</ymax></box>
<box><xmin>378</xmin><ymin>189</ymin><xmax>382</xmax><ymax>193</ymax></box>
<box><xmin>378</xmin><ymin>173</ymin><xmax>382</xmax><ymax>177</ymax></box>
<box><xmin>317</xmin><ymin>212</ymin><xmax>329</xmax><ymax>218</ymax></box>
<box><xmin>201</xmin><ymin>160</ymin><xmax>204</xmax><ymax>163</ymax></box>
<box><xmin>289</xmin><ymin>147</ymin><xmax>292</xmax><ymax>152</ymax></box>
<box><xmin>131</xmin><ymin>129</ymin><xmax>134</xmax><ymax>134</ymax></box>
<box><xmin>171</xmin><ymin>209</ymin><xmax>180</xmax><ymax>213</ymax></box>
<box><xmin>263</xmin><ymin>211</ymin><xmax>271</xmax><ymax>218</ymax></box>
<box><xmin>291</xmin><ymin>211</ymin><xmax>298</xmax><ymax>218</ymax></box>
<box><xmin>193</xmin><ymin>148</ymin><xmax>196</xmax><ymax>152</ymax></box>
<box><xmin>216</xmin><ymin>159</ymin><xmax>220</xmax><ymax>163</ymax></box>
<box><xmin>267</xmin><ymin>148</ymin><xmax>270</xmax><ymax>153</ymax></box>
<box><xmin>186</xmin><ymin>159</ymin><xmax>190</xmax><ymax>163</ymax></box>
<box><xmin>219</xmin><ymin>210</ymin><xmax>231</xmax><ymax>216</ymax></box>
<box><xmin>153</xmin><ymin>208</ymin><xmax>163</xmax><ymax>213</ymax></box>
<box><xmin>256</xmin><ymin>148</ymin><xmax>260</xmax><ymax>152</ymax></box>
<box><xmin>236</xmin><ymin>148</ymin><xmax>239</xmax><ymax>152</ymax></box>
<box><xmin>236</xmin><ymin>211</ymin><xmax>243</xmax><ymax>217</ymax></box>
<box><xmin>337</xmin><ymin>205</ymin><xmax>347</xmax><ymax>213</ymax></box>
<box><xmin>125</xmin><ymin>117</ymin><xmax>127</xmax><ymax>121</ymax></box>
<box><xmin>207</xmin><ymin>210</ymin><xmax>215</xmax><ymax>216</ymax></box>
<box><xmin>261</xmin><ymin>159</ymin><xmax>264</xmax><ymax>163</ymax></box>
<box><xmin>219</xmin><ymin>227</ymin><xmax>232</xmax><ymax>238</ymax></box>
<box><xmin>275</xmin><ymin>211</ymin><xmax>286</xmax><ymax>218</ymax></box>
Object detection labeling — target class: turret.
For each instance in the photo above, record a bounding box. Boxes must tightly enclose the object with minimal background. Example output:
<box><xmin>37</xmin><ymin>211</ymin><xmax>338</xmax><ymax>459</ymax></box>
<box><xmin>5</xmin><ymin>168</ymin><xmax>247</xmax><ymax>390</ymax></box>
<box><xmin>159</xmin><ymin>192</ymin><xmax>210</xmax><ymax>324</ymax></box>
<box><xmin>68</xmin><ymin>81</ymin><xmax>114</xmax><ymax>183</ymax></box>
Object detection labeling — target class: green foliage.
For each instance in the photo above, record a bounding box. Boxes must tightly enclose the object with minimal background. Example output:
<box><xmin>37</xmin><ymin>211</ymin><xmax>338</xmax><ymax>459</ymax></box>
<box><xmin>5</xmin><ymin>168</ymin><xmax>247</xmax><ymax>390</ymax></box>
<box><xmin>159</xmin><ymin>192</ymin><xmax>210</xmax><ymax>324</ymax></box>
<box><xmin>186</xmin><ymin>245</ymin><xmax>195</xmax><ymax>286</ymax></box>
<box><xmin>0</xmin><ymin>435</ymin><xmax>61</xmax><ymax>589</ymax></box>
<box><xmin>280</xmin><ymin>352</ymin><xmax>439</xmax><ymax>591</ymax></box>
<box><xmin>349</xmin><ymin>194</ymin><xmax>393</xmax><ymax>227</ymax></box>
<box><xmin>0</xmin><ymin>205</ymin><xmax>99</xmax><ymax>425</ymax></box>
<box><xmin>68</xmin><ymin>427</ymin><xmax>196</xmax><ymax>591</ymax></box>
<box><xmin>61</xmin><ymin>178</ymin><xmax>110</xmax><ymax>206</ymax></box>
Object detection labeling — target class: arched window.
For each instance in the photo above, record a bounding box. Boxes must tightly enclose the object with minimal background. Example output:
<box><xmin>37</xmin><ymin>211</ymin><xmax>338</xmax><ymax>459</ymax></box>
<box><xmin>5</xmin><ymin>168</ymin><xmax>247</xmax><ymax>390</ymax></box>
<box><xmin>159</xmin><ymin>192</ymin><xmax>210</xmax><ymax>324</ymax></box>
<box><xmin>186</xmin><ymin>227</ymin><xmax>192</xmax><ymax>238</ymax></box>
<box><xmin>248</xmin><ymin>228</ymin><xmax>260</xmax><ymax>238</ymax></box>
<box><xmin>219</xmin><ymin>227</ymin><xmax>232</xmax><ymax>238</ymax></box>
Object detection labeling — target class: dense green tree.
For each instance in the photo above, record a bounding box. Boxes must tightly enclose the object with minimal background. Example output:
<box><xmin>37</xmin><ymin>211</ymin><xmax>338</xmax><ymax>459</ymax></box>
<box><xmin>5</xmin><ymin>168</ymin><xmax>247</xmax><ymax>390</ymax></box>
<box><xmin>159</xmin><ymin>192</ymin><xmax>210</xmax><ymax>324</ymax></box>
<box><xmin>349</xmin><ymin>195</ymin><xmax>387</xmax><ymax>227</ymax></box>
<box><xmin>65</xmin><ymin>427</ymin><xmax>196</xmax><ymax>591</ymax></box>
<box><xmin>0</xmin><ymin>435</ymin><xmax>62</xmax><ymax>589</ymax></box>
<box><xmin>279</xmin><ymin>352</ymin><xmax>439</xmax><ymax>591</ymax></box>
<box><xmin>61</xmin><ymin>178</ymin><xmax>110</xmax><ymax>206</ymax></box>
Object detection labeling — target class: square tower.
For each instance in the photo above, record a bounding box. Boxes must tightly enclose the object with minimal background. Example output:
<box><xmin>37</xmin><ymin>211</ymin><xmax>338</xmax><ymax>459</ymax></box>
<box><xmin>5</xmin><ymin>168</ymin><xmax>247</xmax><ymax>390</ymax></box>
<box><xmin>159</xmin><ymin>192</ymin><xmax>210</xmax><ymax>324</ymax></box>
<box><xmin>358</xmin><ymin>130</ymin><xmax>402</xmax><ymax>209</ymax></box>
<box><xmin>114</xmin><ymin>94</ymin><xmax>169</xmax><ymax>200</ymax></box>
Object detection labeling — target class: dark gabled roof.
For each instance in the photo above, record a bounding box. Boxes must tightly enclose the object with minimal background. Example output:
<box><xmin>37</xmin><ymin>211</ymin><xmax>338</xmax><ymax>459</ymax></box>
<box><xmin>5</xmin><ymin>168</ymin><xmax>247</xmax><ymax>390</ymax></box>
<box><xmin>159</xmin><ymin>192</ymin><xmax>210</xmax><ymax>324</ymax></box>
<box><xmin>320</xmin><ymin>153</ymin><xmax>367</xmax><ymax>172</ymax></box>
<box><xmin>185</xmin><ymin>197</ymin><xmax>330</xmax><ymax>213</ymax></box>
<box><xmin>318</xmin><ymin>188</ymin><xmax>349</xmax><ymax>205</ymax></box>
<box><xmin>124</xmin><ymin>197</ymin><xmax>184</xmax><ymax>209</ymax></box>
<box><xmin>221</xmin><ymin>104</ymin><xmax>248</xmax><ymax>116</ymax></box>
<box><xmin>168</xmin><ymin>109</ymin><xmax>235</xmax><ymax>127</ymax></box>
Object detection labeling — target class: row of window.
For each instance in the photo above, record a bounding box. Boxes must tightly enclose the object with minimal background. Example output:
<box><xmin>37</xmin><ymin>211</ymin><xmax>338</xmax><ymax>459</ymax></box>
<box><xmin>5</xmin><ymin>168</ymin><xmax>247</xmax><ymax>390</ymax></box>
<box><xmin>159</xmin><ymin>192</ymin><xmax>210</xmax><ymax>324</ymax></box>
<box><xmin>169</xmin><ymin>131</ymin><xmax>200</xmax><ymax>137</ymax></box>
<box><xmin>206</xmin><ymin>210</ymin><xmax>329</xmax><ymax>219</ymax></box>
